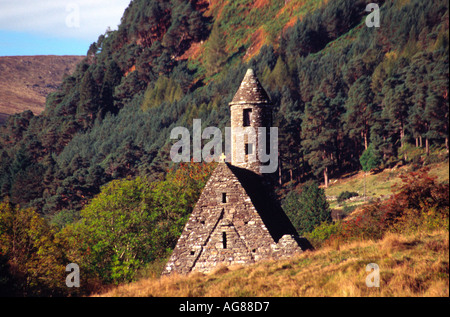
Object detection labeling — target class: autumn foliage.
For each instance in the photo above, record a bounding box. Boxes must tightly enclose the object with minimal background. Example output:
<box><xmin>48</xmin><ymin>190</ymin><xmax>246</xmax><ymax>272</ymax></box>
<box><xmin>329</xmin><ymin>168</ymin><xmax>449</xmax><ymax>244</ymax></box>
<box><xmin>0</xmin><ymin>162</ymin><xmax>215</xmax><ymax>295</ymax></box>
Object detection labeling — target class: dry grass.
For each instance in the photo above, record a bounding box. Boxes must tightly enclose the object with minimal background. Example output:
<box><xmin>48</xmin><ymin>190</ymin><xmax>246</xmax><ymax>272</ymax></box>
<box><xmin>96</xmin><ymin>230</ymin><xmax>449</xmax><ymax>297</ymax></box>
<box><xmin>0</xmin><ymin>55</ymin><xmax>83</xmax><ymax>115</ymax></box>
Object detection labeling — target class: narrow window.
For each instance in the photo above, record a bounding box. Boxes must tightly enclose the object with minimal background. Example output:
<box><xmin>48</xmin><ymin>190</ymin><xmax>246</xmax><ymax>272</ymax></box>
<box><xmin>222</xmin><ymin>232</ymin><xmax>227</xmax><ymax>249</ymax></box>
<box><xmin>243</xmin><ymin>108</ymin><xmax>252</xmax><ymax>127</ymax></box>
<box><xmin>245</xmin><ymin>143</ymin><xmax>253</xmax><ymax>155</ymax></box>
<box><xmin>222</xmin><ymin>193</ymin><xmax>227</xmax><ymax>203</ymax></box>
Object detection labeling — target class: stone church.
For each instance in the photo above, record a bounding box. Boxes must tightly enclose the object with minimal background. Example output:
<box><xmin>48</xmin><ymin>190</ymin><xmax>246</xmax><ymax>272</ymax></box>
<box><xmin>162</xmin><ymin>69</ymin><xmax>311</xmax><ymax>275</ymax></box>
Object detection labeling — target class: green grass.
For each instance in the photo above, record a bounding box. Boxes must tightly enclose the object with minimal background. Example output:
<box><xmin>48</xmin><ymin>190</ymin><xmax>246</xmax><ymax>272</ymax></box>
<box><xmin>326</xmin><ymin>154</ymin><xmax>449</xmax><ymax>211</ymax></box>
<box><xmin>326</xmin><ymin>169</ymin><xmax>401</xmax><ymax>200</ymax></box>
<box><xmin>429</xmin><ymin>159</ymin><xmax>450</xmax><ymax>183</ymax></box>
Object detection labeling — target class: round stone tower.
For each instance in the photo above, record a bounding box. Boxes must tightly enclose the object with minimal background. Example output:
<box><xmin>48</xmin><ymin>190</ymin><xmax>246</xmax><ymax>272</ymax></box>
<box><xmin>229</xmin><ymin>69</ymin><xmax>273</xmax><ymax>174</ymax></box>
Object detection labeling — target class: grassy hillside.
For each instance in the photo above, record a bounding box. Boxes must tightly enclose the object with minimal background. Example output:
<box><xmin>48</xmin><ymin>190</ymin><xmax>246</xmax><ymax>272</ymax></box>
<box><xmin>0</xmin><ymin>55</ymin><xmax>83</xmax><ymax>116</ymax></box>
<box><xmin>96</xmin><ymin>230</ymin><xmax>448</xmax><ymax>297</ymax></box>
<box><xmin>326</xmin><ymin>161</ymin><xmax>449</xmax><ymax>208</ymax></box>
<box><xmin>325</xmin><ymin>146</ymin><xmax>449</xmax><ymax>214</ymax></box>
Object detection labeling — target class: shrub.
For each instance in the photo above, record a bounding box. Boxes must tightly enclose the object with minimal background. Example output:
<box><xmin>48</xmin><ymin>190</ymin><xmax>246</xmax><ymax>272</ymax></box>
<box><xmin>306</xmin><ymin>221</ymin><xmax>342</xmax><ymax>248</ymax></box>
<box><xmin>337</xmin><ymin>191</ymin><xmax>359</xmax><ymax>203</ymax></box>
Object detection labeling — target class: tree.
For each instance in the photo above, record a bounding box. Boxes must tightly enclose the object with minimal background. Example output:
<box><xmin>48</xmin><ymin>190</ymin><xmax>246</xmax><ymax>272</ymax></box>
<box><xmin>101</xmin><ymin>60</ymin><xmax>123</xmax><ymax>115</ymax></box>
<box><xmin>58</xmin><ymin>162</ymin><xmax>214</xmax><ymax>284</ymax></box>
<box><xmin>425</xmin><ymin>90</ymin><xmax>449</xmax><ymax>153</ymax></box>
<box><xmin>78</xmin><ymin>70</ymin><xmax>100</xmax><ymax>126</ymax></box>
<box><xmin>424</xmin><ymin>58</ymin><xmax>449</xmax><ymax>153</ymax></box>
<box><xmin>59</xmin><ymin>177</ymin><xmax>158</xmax><ymax>284</ymax></box>
<box><xmin>204</xmin><ymin>22</ymin><xmax>227</xmax><ymax>76</ymax></box>
<box><xmin>344</xmin><ymin>76</ymin><xmax>376</xmax><ymax>151</ymax></box>
<box><xmin>360</xmin><ymin>143</ymin><xmax>381</xmax><ymax>173</ymax></box>
<box><xmin>274</xmin><ymin>84</ymin><xmax>305</xmax><ymax>184</ymax></box>
<box><xmin>0</xmin><ymin>202</ymin><xmax>66</xmax><ymax>296</ymax></box>
<box><xmin>405</xmin><ymin>56</ymin><xmax>429</xmax><ymax>149</ymax></box>
<box><xmin>359</xmin><ymin>143</ymin><xmax>381</xmax><ymax>199</ymax></box>
<box><xmin>282</xmin><ymin>181</ymin><xmax>332</xmax><ymax>234</ymax></box>
<box><xmin>382</xmin><ymin>80</ymin><xmax>411</xmax><ymax>150</ymax></box>
<box><xmin>301</xmin><ymin>93</ymin><xmax>340</xmax><ymax>187</ymax></box>
<box><xmin>142</xmin><ymin>76</ymin><xmax>183</xmax><ymax>111</ymax></box>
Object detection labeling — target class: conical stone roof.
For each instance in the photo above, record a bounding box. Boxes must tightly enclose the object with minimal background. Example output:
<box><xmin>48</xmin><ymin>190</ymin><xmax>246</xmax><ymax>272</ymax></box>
<box><xmin>229</xmin><ymin>69</ymin><xmax>272</xmax><ymax>106</ymax></box>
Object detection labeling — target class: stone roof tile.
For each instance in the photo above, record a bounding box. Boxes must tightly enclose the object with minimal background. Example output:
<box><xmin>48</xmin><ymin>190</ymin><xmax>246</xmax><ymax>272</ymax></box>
<box><xmin>229</xmin><ymin>69</ymin><xmax>272</xmax><ymax>106</ymax></box>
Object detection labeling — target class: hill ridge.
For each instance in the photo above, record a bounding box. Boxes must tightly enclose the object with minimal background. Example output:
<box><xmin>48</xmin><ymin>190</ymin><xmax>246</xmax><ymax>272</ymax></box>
<box><xmin>0</xmin><ymin>55</ymin><xmax>84</xmax><ymax>117</ymax></box>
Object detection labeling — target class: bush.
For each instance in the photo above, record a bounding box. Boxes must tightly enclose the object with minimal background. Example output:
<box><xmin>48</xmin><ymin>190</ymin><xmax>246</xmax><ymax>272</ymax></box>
<box><xmin>424</xmin><ymin>154</ymin><xmax>443</xmax><ymax>165</ymax></box>
<box><xmin>341</xmin><ymin>203</ymin><xmax>358</xmax><ymax>216</ymax></box>
<box><xmin>305</xmin><ymin>221</ymin><xmax>342</xmax><ymax>248</ymax></box>
<box><xmin>337</xmin><ymin>191</ymin><xmax>359</xmax><ymax>203</ymax></box>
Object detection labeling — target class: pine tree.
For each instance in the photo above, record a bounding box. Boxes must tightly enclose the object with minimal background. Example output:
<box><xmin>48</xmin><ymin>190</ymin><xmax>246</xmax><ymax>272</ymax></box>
<box><xmin>78</xmin><ymin>70</ymin><xmax>100</xmax><ymax>124</ymax></box>
<box><xmin>301</xmin><ymin>93</ymin><xmax>338</xmax><ymax>187</ymax></box>
<box><xmin>425</xmin><ymin>57</ymin><xmax>449</xmax><ymax>153</ymax></box>
<box><xmin>360</xmin><ymin>143</ymin><xmax>381</xmax><ymax>199</ymax></box>
<box><xmin>425</xmin><ymin>90</ymin><xmax>448</xmax><ymax>154</ymax></box>
<box><xmin>344</xmin><ymin>76</ymin><xmax>376</xmax><ymax>151</ymax></box>
<box><xmin>277</xmin><ymin>87</ymin><xmax>303</xmax><ymax>183</ymax></box>
<box><xmin>204</xmin><ymin>23</ymin><xmax>227</xmax><ymax>76</ymax></box>
<box><xmin>382</xmin><ymin>80</ymin><xmax>411</xmax><ymax>150</ymax></box>
<box><xmin>101</xmin><ymin>60</ymin><xmax>123</xmax><ymax>115</ymax></box>
<box><xmin>282</xmin><ymin>181</ymin><xmax>331</xmax><ymax>234</ymax></box>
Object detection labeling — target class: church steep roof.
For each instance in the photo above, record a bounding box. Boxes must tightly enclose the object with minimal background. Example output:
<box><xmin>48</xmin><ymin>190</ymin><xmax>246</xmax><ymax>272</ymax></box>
<box><xmin>229</xmin><ymin>69</ymin><xmax>272</xmax><ymax>106</ymax></box>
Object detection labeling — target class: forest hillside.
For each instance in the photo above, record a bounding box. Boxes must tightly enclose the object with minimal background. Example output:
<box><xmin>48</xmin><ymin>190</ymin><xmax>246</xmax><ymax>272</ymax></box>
<box><xmin>0</xmin><ymin>0</ymin><xmax>448</xmax><ymax>296</ymax></box>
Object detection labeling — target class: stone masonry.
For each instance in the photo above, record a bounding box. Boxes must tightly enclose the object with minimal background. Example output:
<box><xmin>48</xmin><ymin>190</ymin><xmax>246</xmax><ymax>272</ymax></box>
<box><xmin>162</xmin><ymin>69</ymin><xmax>312</xmax><ymax>275</ymax></box>
<box><xmin>229</xmin><ymin>69</ymin><xmax>273</xmax><ymax>174</ymax></box>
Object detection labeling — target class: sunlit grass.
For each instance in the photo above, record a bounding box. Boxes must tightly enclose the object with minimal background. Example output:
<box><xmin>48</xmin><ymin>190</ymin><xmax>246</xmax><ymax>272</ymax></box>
<box><xmin>96</xmin><ymin>230</ymin><xmax>448</xmax><ymax>297</ymax></box>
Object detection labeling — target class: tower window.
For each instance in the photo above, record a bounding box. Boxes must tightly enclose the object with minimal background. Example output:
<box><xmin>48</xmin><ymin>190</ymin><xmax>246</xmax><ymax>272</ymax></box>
<box><xmin>245</xmin><ymin>143</ymin><xmax>253</xmax><ymax>155</ymax></box>
<box><xmin>222</xmin><ymin>193</ymin><xmax>227</xmax><ymax>203</ymax></box>
<box><xmin>243</xmin><ymin>108</ymin><xmax>252</xmax><ymax>126</ymax></box>
<box><xmin>222</xmin><ymin>232</ymin><xmax>227</xmax><ymax>249</ymax></box>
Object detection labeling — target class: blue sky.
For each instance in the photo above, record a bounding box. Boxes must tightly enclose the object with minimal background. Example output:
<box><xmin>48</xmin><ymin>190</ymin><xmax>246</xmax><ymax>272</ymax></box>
<box><xmin>0</xmin><ymin>0</ymin><xmax>131</xmax><ymax>56</ymax></box>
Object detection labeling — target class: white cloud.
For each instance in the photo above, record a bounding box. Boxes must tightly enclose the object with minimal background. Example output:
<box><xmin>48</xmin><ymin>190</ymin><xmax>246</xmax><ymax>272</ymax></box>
<box><xmin>0</xmin><ymin>0</ymin><xmax>131</xmax><ymax>41</ymax></box>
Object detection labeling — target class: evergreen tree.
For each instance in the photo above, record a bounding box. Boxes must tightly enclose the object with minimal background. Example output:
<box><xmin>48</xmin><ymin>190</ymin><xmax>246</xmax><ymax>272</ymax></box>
<box><xmin>360</xmin><ymin>143</ymin><xmax>381</xmax><ymax>199</ymax></box>
<box><xmin>282</xmin><ymin>181</ymin><xmax>331</xmax><ymax>234</ymax></box>
<box><xmin>204</xmin><ymin>22</ymin><xmax>227</xmax><ymax>76</ymax></box>
<box><xmin>344</xmin><ymin>76</ymin><xmax>376</xmax><ymax>151</ymax></box>
<box><xmin>425</xmin><ymin>57</ymin><xmax>449</xmax><ymax>153</ymax></box>
<box><xmin>101</xmin><ymin>60</ymin><xmax>123</xmax><ymax>115</ymax></box>
<box><xmin>78</xmin><ymin>70</ymin><xmax>100</xmax><ymax>125</ymax></box>
<box><xmin>405</xmin><ymin>60</ymin><xmax>429</xmax><ymax>149</ymax></box>
<box><xmin>382</xmin><ymin>80</ymin><xmax>411</xmax><ymax>150</ymax></box>
<box><xmin>301</xmin><ymin>93</ymin><xmax>339</xmax><ymax>187</ymax></box>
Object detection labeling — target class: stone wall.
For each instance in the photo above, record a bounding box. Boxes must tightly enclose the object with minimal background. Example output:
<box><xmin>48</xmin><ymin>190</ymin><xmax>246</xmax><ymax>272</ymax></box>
<box><xmin>162</xmin><ymin>163</ymin><xmax>306</xmax><ymax>275</ymax></box>
<box><xmin>162</xmin><ymin>69</ymin><xmax>310</xmax><ymax>276</ymax></box>
<box><xmin>230</xmin><ymin>103</ymin><xmax>272</xmax><ymax>174</ymax></box>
